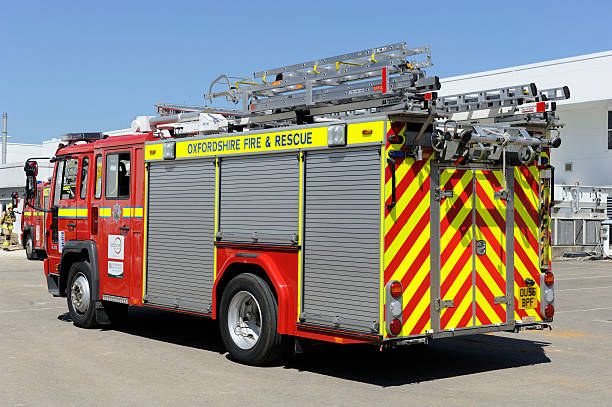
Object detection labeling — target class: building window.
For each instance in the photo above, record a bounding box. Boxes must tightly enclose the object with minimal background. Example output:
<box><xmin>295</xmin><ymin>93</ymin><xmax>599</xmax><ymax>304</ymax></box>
<box><xmin>565</xmin><ymin>162</ymin><xmax>573</xmax><ymax>172</ymax></box>
<box><xmin>608</xmin><ymin>111</ymin><xmax>612</xmax><ymax>149</ymax></box>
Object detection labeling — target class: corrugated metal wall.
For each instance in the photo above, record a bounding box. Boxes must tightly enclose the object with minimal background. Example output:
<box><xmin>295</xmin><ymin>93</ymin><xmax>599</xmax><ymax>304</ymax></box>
<box><xmin>145</xmin><ymin>159</ymin><xmax>215</xmax><ymax>313</ymax></box>
<box><xmin>302</xmin><ymin>146</ymin><xmax>381</xmax><ymax>333</ymax></box>
<box><xmin>219</xmin><ymin>153</ymin><xmax>299</xmax><ymax>244</ymax></box>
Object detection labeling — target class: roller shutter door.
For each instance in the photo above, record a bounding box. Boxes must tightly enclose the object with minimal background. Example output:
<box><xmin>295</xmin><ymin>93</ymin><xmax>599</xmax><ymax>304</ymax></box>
<box><xmin>145</xmin><ymin>159</ymin><xmax>215</xmax><ymax>313</ymax></box>
<box><xmin>302</xmin><ymin>146</ymin><xmax>381</xmax><ymax>333</ymax></box>
<box><xmin>219</xmin><ymin>153</ymin><xmax>299</xmax><ymax>245</ymax></box>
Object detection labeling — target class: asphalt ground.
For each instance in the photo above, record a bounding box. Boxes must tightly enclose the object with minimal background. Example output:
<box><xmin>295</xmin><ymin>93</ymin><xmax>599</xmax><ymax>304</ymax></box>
<box><xmin>1</xmin><ymin>247</ymin><xmax>611</xmax><ymax>406</ymax></box>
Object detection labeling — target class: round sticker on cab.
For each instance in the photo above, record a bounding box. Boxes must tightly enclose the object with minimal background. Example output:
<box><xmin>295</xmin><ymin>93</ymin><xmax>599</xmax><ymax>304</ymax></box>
<box><xmin>108</xmin><ymin>235</ymin><xmax>124</xmax><ymax>260</ymax></box>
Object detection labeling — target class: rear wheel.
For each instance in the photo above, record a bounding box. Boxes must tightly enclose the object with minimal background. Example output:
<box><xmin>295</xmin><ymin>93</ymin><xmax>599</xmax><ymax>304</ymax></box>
<box><xmin>25</xmin><ymin>234</ymin><xmax>36</xmax><ymax>260</ymax></box>
<box><xmin>66</xmin><ymin>262</ymin><xmax>97</xmax><ymax>328</ymax></box>
<box><xmin>219</xmin><ymin>273</ymin><xmax>288</xmax><ymax>365</ymax></box>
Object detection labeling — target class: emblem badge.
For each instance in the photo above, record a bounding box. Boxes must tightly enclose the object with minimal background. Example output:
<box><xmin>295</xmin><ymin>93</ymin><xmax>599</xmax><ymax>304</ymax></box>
<box><xmin>112</xmin><ymin>203</ymin><xmax>122</xmax><ymax>223</ymax></box>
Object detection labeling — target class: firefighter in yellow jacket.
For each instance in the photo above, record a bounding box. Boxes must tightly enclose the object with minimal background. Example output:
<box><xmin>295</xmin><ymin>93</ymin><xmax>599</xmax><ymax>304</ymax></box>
<box><xmin>1</xmin><ymin>204</ymin><xmax>16</xmax><ymax>251</ymax></box>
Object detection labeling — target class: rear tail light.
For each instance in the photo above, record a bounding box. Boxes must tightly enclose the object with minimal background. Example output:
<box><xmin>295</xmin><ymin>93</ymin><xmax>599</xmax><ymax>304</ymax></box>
<box><xmin>544</xmin><ymin>271</ymin><xmax>554</xmax><ymax>286</ymax></box>
<box><xmin>389</xmin><ymin>319</ymin><xmax>402</xmax><ymax>336</ymax></box>
<box><xmin>544</xmin><ymin>304</ymin><xmax>555</xmax><ymax>319</ymax></box>
<box><xmin>390</xmin><ymin>281</ymin><xmax>402</xmax><ymax>298</ymax></box>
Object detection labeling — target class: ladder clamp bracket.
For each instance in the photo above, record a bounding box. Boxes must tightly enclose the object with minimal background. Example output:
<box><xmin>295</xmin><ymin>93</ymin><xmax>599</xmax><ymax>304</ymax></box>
<box><xmin>434</xmin><ymin>189</ymin><xmax>454</xmax><ymax>201</ymax></box>
<box><xmin>434</xmin><ymin>299</ymin><xmax>454</xmax><ymax>311</ymax></box>
<box><xmin>494</xmin><ymin>295</ymin><xmax>511</xmax><ymax>305</ymax></box>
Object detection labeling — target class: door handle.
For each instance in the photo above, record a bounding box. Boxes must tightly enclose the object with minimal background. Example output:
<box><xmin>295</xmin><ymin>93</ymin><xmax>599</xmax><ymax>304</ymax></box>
<box><xmin>66</xmin><ymin>223</ymin><xmax>76</xmax><ymax>231</ymax></box>
<box><xmin>119</xmin><ymin>226</ymin><xmax>130</xmax><ymax>235</ymax></box>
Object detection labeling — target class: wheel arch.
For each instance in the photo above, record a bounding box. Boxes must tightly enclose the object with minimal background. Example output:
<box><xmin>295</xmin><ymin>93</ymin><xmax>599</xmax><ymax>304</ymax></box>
<box><xmin>60</xmin><ymin>240</ymin><xmax>100</xmax><ymax>300</ymax></box>
<box><xmin>213</xmin><ymin>254</ymin><xmax>295</xmax><ymax>335</ymax></box>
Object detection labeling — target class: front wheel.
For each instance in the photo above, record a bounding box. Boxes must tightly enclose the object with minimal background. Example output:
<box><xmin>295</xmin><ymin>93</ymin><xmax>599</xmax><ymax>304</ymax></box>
<box><xmin>66</xmin><ymin>262</ymin><xmax>97</xmax><ymax>328</ymax></box>
<box><xmin>219</xmin><ymin>273</ymin><xmax>288</xmax><ymax>365</ymax></box>
<box><xmin>25</xmin><ymin>234</ymin><xmax>36</xmax><ymax>260</ymax></box>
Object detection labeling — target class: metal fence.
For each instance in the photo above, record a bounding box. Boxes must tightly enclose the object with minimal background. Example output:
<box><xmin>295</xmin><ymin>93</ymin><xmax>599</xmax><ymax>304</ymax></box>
<box><xmin>552</xmin><ymin>218</ymin><xmax>602</xmax><ymax>246</ymax></box>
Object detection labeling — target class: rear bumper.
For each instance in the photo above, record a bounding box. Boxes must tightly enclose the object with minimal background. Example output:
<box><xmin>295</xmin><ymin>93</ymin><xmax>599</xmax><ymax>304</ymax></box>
<box><xmin>384</xmin><ymin>321</ymin><xmax>551</xmax><ymax>344</ymax></box>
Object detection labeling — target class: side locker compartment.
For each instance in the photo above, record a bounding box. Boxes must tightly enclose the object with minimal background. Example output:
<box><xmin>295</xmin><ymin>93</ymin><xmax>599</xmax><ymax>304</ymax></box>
<box><xmin>145</xmin><ymin>159</ymin><xmax>215</xmax><ymax>313</ymax></box>
<box><xmin>218</xmin><ymin>153</ymin><xmax>299</xmax><ymax>244</ymax></box>
<box><xmin>301</xmin><ymin>147</ymin><xmax>381</xmax><ymax>334</ymax></box>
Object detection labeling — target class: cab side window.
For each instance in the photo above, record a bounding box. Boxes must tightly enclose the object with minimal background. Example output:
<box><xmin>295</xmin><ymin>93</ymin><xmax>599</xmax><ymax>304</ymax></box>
<box><xmin>53</xmin><ymin>161</ymin><xmax>65</xmax><ymax>206</ymax></box>
<box><xmin>94</xmin><ymin>155</ymin><xmax>102</xmax><ymax>199</ymax></box>
<box><xmin>105</xmin><ymin>152</ymin><xmax>130</xmax><ymax>199</ymax></box>
<box><xmin>80</xmin><ymin>157</ymin><xmax>89</xmax><ymax>200</ymax></box>
<box><xmin>60</xmin><ymin>159</ymin><xmax>79</xmax><ymax>200</ymax></box>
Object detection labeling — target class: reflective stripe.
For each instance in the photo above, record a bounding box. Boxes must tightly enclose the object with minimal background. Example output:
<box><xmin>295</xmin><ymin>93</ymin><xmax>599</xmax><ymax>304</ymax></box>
<box><xmin>58</xmin><ymin>208</ymin><xmax>88</xmax><ymax>218</ymax></box>
<box><xmin>122</xmin><ymin>207</ymin><xmax>144</xmax><ymax>219</ymax></box>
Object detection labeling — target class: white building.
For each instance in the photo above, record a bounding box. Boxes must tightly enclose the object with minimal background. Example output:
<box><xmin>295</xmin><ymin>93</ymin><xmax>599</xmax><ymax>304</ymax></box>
<box><xmin>0</xmin><ymin>139</ymin><xmax>60</xmax><ymax>203</ymax></box>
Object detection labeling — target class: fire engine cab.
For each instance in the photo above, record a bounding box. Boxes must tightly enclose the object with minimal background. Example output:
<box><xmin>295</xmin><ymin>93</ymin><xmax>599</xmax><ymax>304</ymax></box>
<box><xmin>24</xmin><ymin>43</ymin><xmax>563</xmax><ymax>365</ymax></box>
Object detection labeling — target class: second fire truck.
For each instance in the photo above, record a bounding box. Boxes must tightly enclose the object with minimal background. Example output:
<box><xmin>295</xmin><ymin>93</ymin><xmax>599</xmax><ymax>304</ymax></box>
<box><xmin>24</xmin><ymin>43</ymin><xmax>563</xmax><ymax>365</ymax></box>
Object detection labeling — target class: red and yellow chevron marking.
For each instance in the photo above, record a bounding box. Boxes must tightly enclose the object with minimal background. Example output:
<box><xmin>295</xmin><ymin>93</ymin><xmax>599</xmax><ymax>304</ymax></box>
<box><xmin>474</xmin><ymin>170</ymin><xmax>507</xmax><ymax>326</ymax></box>
<box><xmin>383</xmin><ymin>122</ymin><xmax>432</xmax><ymax>338</ymax></box>
<box><xmin>439</xmin><ymin>169</ymin><xmax>474</xmax><ymax>330</ymax></box>
<box><xmin>513</xmin><ymin>165</ymin><xmax>542</xmax><ymax>322</ymax></box>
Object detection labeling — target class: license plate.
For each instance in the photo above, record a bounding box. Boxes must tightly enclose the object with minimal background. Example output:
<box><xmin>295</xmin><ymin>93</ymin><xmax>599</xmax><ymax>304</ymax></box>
<box><xmin>518</xmin><ymin>286</ymin><xmax>538</xmax><ymax>309</ymax></box>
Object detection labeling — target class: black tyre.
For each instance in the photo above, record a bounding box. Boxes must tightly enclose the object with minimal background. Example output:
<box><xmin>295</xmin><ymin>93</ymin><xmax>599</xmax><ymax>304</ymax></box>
<box><xmin>102</xmin><ymin>301</ymin><xmax>128</xmax><ymax>327</ymax></box>
<box><xmin>25</xmin><ymin>234</ymin><xmax>37</xmax><ymax>260</ymax></box>
<box><xmin>66</xmin><ymin>262</ymin><xmax>97</xmax><ymax>328</ymax></box>
<box><xmin>219</xmin><ymin>273</ymin><xmax>288</xmax><ymax>365</ymax></box>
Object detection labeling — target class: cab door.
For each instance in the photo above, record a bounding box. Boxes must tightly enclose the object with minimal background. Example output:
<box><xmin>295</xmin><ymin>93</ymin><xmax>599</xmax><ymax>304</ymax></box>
<box><xmin>98</xmin><ymin>149</ymin><xmax>134</xmax><ymax>298</ymax></box>
<box><xmin>53</xmin><ymin>158</ymin><xmax>79</xmax><ymax>253</ymax></box>
<box><xmin>76</xmin><ymin>155</ymin><xmax>92</xmax><ymax>239</ymax></box>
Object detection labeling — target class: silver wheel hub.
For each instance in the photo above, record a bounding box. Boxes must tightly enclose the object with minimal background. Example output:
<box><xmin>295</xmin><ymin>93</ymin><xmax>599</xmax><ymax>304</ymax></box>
<box><xmin>26</xmin><ymin>238</ymin><xmax>32</xmax><ymax>255</ymax></box>
<box><xmin>227</xmin><ymin>291</ymin><xmax>262</xmax><ymax>350</ymax></box>
<box><xmin>71</xmin><ymin>274</ymin><xmax>90</xmax><ymax>314</ymax></box>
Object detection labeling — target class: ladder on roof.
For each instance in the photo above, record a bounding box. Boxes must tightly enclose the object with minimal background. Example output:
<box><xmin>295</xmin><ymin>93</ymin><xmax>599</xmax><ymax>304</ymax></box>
<box><xmin>204</xmin><ymin>42</ymin><xmax>440</xmax><ymax>116</ymax></box>
<box><xmin>436</xmin><ymin>84</ymin><xmax>570</xmax><ymax>113</ymax></box>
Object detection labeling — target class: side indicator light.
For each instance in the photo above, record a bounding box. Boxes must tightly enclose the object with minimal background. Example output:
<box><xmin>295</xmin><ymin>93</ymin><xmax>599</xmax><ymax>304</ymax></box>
<box><xmin>362</xmin><ymin>129</ymin><xmax>373</xmax><ymax>135</ymax></box>
<box><xmin>544</xmin><ymin>272</ymin><xmax>554</xmax><ymax>286</ymax></box>
<box><xmin>390</xmin><ymin>281</ymin><xmax>402</xmax><ymax>298</ymax></box>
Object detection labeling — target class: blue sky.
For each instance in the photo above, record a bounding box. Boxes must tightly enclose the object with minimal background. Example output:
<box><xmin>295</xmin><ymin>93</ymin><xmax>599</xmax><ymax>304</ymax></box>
<box><xmin>1</xmin><ymin>0</ymin><xmax>610</xmax><ymax>144</ymax></box>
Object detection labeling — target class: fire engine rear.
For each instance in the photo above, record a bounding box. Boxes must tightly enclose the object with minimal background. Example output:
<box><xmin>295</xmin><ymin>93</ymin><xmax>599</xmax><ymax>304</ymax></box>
<box><xmin>23</xmin><ymin>43</ymin><xmax>563</xmax><ymax>365</ymax></box>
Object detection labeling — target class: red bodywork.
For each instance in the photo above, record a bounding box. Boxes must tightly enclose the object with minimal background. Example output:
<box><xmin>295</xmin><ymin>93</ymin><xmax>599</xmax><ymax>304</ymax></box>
<box><xmin>42</xmin><ymin>133</ymin><xmax>354</xmax><ymax>344</ymax></box>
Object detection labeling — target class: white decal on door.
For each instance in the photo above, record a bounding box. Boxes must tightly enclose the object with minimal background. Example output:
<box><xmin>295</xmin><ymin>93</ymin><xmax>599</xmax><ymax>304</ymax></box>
<box><xmin>108</xmin><ymin>234</ymin><xmax>124</xmax><ymax>260</ymax></box>
<box><xmin>108</xmin><ymin>261</ymin><xmax>124</xmax><ymax>279</ymax></box>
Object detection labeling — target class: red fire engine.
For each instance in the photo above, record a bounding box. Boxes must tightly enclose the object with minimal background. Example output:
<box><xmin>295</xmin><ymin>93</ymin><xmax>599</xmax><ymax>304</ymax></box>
<box><xmin>21</xmin><ymin>181</ymin><xmax>51</xmax><ymax>259</ymax></box>
<box><xmin>23</xmin><ymin>43</ymin><xmax>564</xmax><ymax>365</ymax></box>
